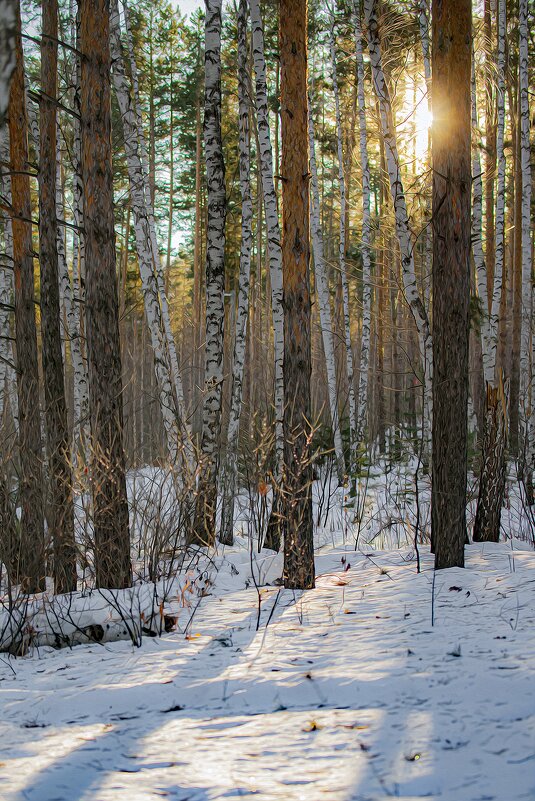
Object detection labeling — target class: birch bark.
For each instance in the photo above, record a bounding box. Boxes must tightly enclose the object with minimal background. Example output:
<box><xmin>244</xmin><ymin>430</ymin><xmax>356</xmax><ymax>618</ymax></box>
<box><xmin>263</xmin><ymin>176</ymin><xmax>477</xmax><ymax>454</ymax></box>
<box><xmin>191</xmin><ymin>0</ymin><xmax>226</xmax><ymax>546</ymax></box>
<box><xmin>353</xmin><ymin>6</ymin><xmax>373</xmax><ymax>450</ymax></box>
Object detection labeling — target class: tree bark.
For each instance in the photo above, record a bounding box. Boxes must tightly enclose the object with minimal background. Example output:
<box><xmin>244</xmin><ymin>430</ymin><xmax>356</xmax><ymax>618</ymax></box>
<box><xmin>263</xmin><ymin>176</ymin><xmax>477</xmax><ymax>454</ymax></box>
<box><xmin>8</xmin><ymin>7</ymin><xmax>45</xmax><ymax>592</ymax></box>
<box><xmin>39</xmin><ymin>0</ymin><xmax>76</xmax><ymax>593</ymax></box>
<box><xmin>220</xmin><ymin>0</ymin><xmax>252</xmax><ymax>546</ymax></box>
<box><xmin>431</xmin><ymin>0</ymin><xmax>471</xmax><ymax>569</ymax></box>
<box><xmin>80</xmin><ymin>0</ymin><xmax>131</xmax><ymax>589</ymax></box>
<box><xmin>191</xmin><ymin>0</ymin><xmax>226</xmax><ymax>547</ymax></box>
<box><xmin>281</xmin><ymin>0</ymin><xmax>314</xmax><ymax>590</ymax></box>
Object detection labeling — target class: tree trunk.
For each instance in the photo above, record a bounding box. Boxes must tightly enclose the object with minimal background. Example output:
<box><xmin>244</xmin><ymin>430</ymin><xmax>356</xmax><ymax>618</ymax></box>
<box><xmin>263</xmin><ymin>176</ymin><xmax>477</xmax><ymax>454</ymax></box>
<box><xmin>474</xmin><ymin>0</ymin><xmax>508</xmax><ymax>542</ymax></box>
<box><xmin>191</xmin><ymin>0</ymin><xmax>226</xmax><ymax>547</ymax></box>
<box><xmin>8</xmin><ymin>7</ymin><xmax>45</xmax><ymax>592</ymax></box>
<box><xmin>281</xmin><ymin>0</ymin><xmax>314</xmax><ymax>590</ymax></box>
<box><xmin>39</xmin><ymin>0</ymin><xmax>76</xmax><ymax>593</ymax></box>
<box><xmin>353</xmin><ymin>4</ymin><xmax>373</xmax><ymax>452</ymax></box>
<box><xmin>80</xmin><ymin>0</ymin><xmax>131</xmax><ymax>589</ymax></box>
<box><xmin>250</xmin><ymin>0</ymin><xmax>285</xmax><ymax>549</ymax></box>
<box><xmin>431</xmin><ymin>0</ymin><xmax>471</xmax><ymax>569</ymax></box>
<box><xmin>220</xmin><ymin>0</ymin><xmax>252</xmax><ymax>546</ymax></box>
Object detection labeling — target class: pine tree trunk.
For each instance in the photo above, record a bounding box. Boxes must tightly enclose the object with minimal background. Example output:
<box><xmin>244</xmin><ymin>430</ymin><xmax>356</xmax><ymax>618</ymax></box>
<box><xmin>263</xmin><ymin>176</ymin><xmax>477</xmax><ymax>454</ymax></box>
<box><xmin>220</xmin><ymin>0</ymin><xmax>252</xmax><ymax>546</ymax></box>
<box><xmin>80</xmin><ymin>0</ymin><xmax>131</xmax><ymax>589</ymax></box>
<box><xmin>431</xmin><ymin>0</ymin><xmax>471</xmax><ymax>569</ymax></box>
<box><xmin>191</xmin><ymin>0</ymin><xmax>226</xmax><ymax>547</ymax></box>
<box><xmin>39</xmin><ymin>0</ymin><xmax>76</xmax><ymax>593</ymax></box>
<box><xmin>281</xmin><ymin>0</ymin><xmax>314</xmax><ymax>590</ymax></box>
<box><xmin>308</xmin><ymin>108</ymin><xmax>345</xmax><ymax>482</ymax></box>
<box><xmin>8</xmin><ymin>8</ymin><xmax>45</xmax><ymax>592</ymax></box>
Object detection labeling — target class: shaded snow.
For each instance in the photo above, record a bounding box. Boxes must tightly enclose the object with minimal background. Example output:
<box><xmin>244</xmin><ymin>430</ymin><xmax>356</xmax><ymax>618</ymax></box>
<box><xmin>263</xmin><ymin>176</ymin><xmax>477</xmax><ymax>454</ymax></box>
<box><xmin>1</xmin><ymin>536</ymin><xmax>534</xmax><ymax>800</ymax></box>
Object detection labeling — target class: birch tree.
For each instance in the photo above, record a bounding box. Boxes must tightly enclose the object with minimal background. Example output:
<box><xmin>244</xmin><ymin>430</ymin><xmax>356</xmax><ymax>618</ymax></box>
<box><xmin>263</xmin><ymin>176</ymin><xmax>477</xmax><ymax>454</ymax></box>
<box><xmin>220</xmin><ymin>0</ymin><xmax>252</xmax><ymax>546</ymax></box>
<box><xmin>250</xmin><ymin>0</ymin><xmax>285</xmax><ymax>525</ymax></box>
<box><xmin>353</xmin><ymin>5</ymin><xmax>373</xmax><ymax>450</ymax></box>
<box><xmin>0</xmin><ymin>124</ymin><xmax>15</xmax><ymax>426</ymax></box>
<box><xmin>191</xmin><ymin>0</ymin><xmax>226</xmax><ymax>546</ymax></box>
<box><xmin>364</xmin><ymin>0</ymin><xmax>433</xmax><ymax>446</ymax></box>
<box><xmin>308</xmin><ymin>107</ymin><xmax>345</xmax><ymax>482</ymax></box>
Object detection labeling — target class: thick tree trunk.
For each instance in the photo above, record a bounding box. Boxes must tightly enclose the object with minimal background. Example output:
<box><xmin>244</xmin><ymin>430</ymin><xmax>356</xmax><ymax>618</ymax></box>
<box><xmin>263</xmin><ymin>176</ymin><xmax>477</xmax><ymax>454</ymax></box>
<box><xmin>80</xmin><ymin>0</ymin><xmax>131</xmax><ymax>589</ymax></box>
<box><xmin>8</xmin><ymin>8</ymin><xmax>45</xmax><ymax>592</ymax></box>
<box><xmin>39</xmin><ymin>0</ymin><xmax>76</xmax><ymax>593</ymax></box>
<box><xmin>220</xmin><ymin>0</ymin><xmax>252</xmax><ymax>546</ymax></box>
<box><xmin>191</xmin><ymin>0</ymin><xmax>226</xmax><ymax>547</ymax></box>
<box><xmin>281</xmin><ymin>0</ymin><xmax>314</xmax><ymax>590</ymax></box>
<box><xmin>431</xmin><ymin>0</ymin><xmax>471</xmax><ymax>569</ymax></box>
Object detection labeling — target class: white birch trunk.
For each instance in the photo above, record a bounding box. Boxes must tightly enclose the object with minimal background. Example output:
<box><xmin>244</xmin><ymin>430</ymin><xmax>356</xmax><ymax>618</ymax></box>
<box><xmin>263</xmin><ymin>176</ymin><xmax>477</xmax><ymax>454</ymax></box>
<box><xmin>220</xmin><ymin>0</ymin><xmax>253</xmax><ymax>544</ymax></box>
<box><xmin>308</xmin><ymin>107</ymin><xmax>345</xmax><ymax>482</ymax></box>
<box><xmin>471</xmin><ymin>59</ymin><xmax>493</xmax><ymax>384</ymax></box>
<box><xmin>488</xmin><ymin>0</ymin><xmax>506</xmax><ymax>378</ymax></box>
<box><xmin>329</xmin><ymin>28</ymin><xmax>358</xmax><ymax>475</ymax></box>
<box><xmin>353</xmin><ymin>7</ymin><xmax>373</xmax><ymax>449</ymax></box>
<box><xmin>110</xmin><ymin>0</ymin><xmax>191</xmax><ymax>469</ymax></box>
<box><xmin>0</xmin><ymin>1</ymin><xmax>17</xmax><ymax>126</ymax></box>
<box><xmin>192</xmin><ymin>0</ymin><xmax>227</xmax><ymax>543</ymax></box>
<box><xmin>121</xmin><ymin>0</ymin><xmax>186</xmax><ymax>429</ymax></box>
<box><xmin>364</xmin><ymin>0</ymin><xmax>433</xmax><ymax>437</ymax></box>
<box><xmin>250</xmin><ymin>0</ymin><xmax>284</xmax><ymax>483</ymax></box>
<box><xmin>518</xmin><ymin>0</ymin><xmax>533</xmax><ymax>472</ymax></box>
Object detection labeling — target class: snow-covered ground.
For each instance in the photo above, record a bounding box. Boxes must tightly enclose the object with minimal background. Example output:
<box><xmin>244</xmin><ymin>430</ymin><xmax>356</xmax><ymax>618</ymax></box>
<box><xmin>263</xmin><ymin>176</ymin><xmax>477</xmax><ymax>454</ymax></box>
<box><xmin>1</xmin><ymin>534</ymin><xmax>534</xmax><ymax>800</ymax></box>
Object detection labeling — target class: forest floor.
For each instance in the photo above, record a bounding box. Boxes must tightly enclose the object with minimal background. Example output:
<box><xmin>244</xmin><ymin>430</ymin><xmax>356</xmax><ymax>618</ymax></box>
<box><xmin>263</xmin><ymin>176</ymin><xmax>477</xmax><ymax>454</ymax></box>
<box><xmin>0</xmin><ymin>467</ymin><xmax>534</xmax><ymax>801</ymax></box>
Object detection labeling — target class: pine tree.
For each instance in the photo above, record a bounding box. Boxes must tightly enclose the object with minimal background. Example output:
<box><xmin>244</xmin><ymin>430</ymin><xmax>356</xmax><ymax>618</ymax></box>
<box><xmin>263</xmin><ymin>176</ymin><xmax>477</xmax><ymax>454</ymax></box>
<box><xmin>80</xmin><ymin>0</ymin><xmax>131</xmax><ymax>589</ymax></box>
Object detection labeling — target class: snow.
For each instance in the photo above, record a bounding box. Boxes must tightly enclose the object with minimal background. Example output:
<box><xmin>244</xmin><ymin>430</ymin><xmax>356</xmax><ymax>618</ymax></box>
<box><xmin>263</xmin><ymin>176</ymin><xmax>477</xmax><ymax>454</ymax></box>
<box><xmin>0</xmin><ymin>469</ymin><xmax>534</xmax><ymax>800</ymax></box>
